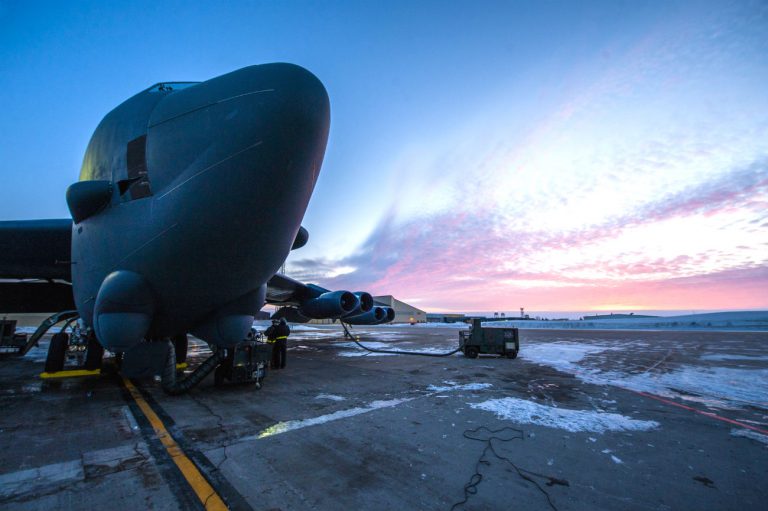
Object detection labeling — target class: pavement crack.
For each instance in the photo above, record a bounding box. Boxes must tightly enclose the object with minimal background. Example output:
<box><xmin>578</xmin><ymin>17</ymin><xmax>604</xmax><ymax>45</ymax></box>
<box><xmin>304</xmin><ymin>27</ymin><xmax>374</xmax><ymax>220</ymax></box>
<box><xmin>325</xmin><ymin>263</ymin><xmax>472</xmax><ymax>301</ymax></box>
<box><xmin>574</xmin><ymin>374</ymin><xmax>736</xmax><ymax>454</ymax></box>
<box><xmin>189</xmin><ymin>394</ymin><xmax>230</xmax><ymax>471</ymax></box>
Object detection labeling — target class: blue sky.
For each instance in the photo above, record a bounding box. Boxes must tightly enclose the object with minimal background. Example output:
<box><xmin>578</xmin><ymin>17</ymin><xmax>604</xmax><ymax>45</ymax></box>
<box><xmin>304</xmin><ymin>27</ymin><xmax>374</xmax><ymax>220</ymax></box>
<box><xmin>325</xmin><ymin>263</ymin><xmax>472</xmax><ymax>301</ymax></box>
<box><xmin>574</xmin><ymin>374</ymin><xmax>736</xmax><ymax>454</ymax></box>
<box><xmin>1</xmin><ymin>1</ymin><xmax>766</xmax><ymax>312</ymax></box>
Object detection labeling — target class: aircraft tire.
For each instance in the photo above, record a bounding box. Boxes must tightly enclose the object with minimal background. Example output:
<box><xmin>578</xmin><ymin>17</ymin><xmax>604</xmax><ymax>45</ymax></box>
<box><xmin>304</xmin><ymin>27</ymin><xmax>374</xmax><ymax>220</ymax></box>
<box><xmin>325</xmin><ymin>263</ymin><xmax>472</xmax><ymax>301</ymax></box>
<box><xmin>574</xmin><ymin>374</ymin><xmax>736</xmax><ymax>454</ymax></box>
<box><xmin>466</xmin><ymin>346</ymin><xmax>479</xmax><ymax>359</ymax></box>
<box><xmin>84</xmin><ymin>334</ymin><xmax>104</xmax><ymax>370</ymax></box>
<box><xmin>45</xmin><ymin>333</ymin><xmax>69</xmax><ymax>373</ymax></box>
<box><xmin>506</xmin><ymin>350</ymin><xmax>518</xmax><ymax>359</ymax></box>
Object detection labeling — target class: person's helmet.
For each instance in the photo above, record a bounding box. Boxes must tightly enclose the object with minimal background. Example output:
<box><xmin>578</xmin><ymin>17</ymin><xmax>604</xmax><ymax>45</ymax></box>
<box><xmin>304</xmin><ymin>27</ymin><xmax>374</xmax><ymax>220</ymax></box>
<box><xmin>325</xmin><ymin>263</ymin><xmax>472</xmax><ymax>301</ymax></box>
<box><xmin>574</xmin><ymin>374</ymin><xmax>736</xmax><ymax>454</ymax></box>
<box><xmin>279</xmin><ymin>318</ymin><xmax>287</xmax><ymax>325</ymax></box>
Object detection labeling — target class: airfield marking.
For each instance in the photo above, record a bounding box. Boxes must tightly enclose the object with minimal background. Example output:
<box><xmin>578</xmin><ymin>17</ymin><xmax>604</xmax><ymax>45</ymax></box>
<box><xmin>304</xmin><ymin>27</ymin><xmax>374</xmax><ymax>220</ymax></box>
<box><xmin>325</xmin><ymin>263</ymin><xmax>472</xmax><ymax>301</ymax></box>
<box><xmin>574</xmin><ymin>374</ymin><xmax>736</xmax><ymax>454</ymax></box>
<box><xmin>122</xmin><ymin>378</ymin><xmax>228</xmax><ymax>511</ymax></box>
<box><xmin>631</xmin><ymin>390</ymin><xmax>768</xmax><ymax>436</ymax></box>
<box><xmin>39</xmin><ymin>368</ymin><xmax>101</xmax><ymax>379</ymax></box>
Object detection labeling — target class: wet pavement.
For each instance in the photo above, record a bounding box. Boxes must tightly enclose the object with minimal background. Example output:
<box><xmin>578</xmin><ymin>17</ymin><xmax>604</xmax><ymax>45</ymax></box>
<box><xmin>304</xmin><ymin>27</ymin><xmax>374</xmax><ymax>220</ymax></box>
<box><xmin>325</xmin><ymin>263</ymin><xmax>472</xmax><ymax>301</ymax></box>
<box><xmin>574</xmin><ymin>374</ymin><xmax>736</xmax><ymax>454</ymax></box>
<box><xmin>1</xmin><ymin>325</ymin><xmax>767</xmax><ymax>510</ymax></box>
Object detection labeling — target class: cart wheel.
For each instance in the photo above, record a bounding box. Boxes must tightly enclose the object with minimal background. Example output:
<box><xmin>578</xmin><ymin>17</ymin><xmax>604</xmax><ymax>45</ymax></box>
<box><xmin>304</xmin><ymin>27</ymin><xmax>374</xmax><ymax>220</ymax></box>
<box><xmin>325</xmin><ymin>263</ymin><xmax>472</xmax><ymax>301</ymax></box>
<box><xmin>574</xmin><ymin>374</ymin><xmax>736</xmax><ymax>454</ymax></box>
<box><xmin>466</xmin><ymin>346</ymin><xmax>479</xmax><ymax>359</ymax></box>
<box><xmin>506</xmin><ymin>350</ymin><xmax>518</xmax><ymax>359</ymax></box>
<box><xmin>45</xmin><ymin>333</ymin><xmax>69</xmax><ymax>373</ymax></box>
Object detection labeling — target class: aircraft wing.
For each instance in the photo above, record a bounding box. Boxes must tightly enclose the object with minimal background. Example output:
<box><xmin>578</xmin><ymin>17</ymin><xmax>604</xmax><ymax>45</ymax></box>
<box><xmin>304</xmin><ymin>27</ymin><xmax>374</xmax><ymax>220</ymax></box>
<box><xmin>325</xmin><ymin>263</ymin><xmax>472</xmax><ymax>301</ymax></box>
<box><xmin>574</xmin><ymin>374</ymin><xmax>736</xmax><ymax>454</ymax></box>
<box><xmin>265</xmin><ymin>273</ymin><xmax>393</xmax><ymax>324</ymax></box>
<box><xmin>0</xmin><ymin>219</ymin><xmax>73</xmax><ymax>280</ymax></box>
<box><xmin>0</xmin><ymin>219</ymin><xmax>76</xmax><ymax>313</ymax></box>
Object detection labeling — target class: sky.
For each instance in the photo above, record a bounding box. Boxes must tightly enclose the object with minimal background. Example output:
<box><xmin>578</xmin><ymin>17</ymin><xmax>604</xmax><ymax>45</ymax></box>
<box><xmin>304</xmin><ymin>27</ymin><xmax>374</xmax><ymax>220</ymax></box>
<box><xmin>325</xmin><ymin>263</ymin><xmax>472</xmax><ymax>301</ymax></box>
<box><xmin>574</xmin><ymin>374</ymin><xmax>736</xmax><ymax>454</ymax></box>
<box><xmin>1</xmin><ymin>1</ymin><xmax>766</xmax><ymax>314</ymax></box>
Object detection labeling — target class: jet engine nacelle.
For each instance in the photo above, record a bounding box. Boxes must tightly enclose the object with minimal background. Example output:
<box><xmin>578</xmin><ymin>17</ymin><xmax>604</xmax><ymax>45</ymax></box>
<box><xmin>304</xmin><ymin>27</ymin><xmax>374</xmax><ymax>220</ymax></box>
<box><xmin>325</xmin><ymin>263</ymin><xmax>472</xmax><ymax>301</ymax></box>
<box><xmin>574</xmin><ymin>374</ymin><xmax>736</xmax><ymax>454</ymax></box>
<box><xmin>378</xmin><ymin>307</ymin><xmax>395</xmax><ymax>324</ymax></box>
<box><xmin>343</xmin><ymin>306</ymin><xmax>386</xmax><ymax>325</ymax></box>
<box><xmin>341</xmin><ymin>291</ymin><xmax>373</xmax><ymax>318</ymax></box>
<box><xmin>300</xmin><ymin>290</ymin><xmax>359</xmax><ymax>319</ymax></box>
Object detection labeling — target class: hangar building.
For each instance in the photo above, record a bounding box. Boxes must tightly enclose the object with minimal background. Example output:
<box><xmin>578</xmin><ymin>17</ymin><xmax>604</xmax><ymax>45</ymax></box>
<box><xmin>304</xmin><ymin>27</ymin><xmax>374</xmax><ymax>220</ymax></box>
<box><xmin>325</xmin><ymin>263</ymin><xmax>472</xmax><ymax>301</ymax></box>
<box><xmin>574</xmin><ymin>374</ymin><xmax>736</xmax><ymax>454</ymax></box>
<box><xmin>373</xmin><ymin>295</ymin><xmax>427</xmax><ymax>324</ymax></box>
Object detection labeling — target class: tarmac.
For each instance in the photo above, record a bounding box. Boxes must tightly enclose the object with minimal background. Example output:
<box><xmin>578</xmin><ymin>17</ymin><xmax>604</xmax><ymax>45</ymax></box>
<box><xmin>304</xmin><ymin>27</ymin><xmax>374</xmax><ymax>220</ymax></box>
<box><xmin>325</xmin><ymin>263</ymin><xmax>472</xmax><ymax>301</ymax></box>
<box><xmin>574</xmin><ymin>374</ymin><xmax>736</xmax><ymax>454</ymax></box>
<box><xmin>1</xmin><ymin>325</ymin><xmax>767</xmax><ymax>510</ymax></box>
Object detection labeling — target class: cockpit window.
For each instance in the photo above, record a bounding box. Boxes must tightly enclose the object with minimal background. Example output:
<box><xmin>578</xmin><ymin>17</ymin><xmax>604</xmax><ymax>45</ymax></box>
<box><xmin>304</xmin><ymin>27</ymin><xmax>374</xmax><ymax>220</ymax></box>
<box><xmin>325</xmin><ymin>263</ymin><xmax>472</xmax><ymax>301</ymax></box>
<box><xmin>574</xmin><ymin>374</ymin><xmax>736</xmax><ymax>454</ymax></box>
<box><xmin>148</xmin><ymin>82</ymin><xmax>200</xmax><ymax>93</ymax></box>
<box><xmin>123</xmin><ymin>135</ymin><xmax>152</xmax><ymax>200</ymax></box>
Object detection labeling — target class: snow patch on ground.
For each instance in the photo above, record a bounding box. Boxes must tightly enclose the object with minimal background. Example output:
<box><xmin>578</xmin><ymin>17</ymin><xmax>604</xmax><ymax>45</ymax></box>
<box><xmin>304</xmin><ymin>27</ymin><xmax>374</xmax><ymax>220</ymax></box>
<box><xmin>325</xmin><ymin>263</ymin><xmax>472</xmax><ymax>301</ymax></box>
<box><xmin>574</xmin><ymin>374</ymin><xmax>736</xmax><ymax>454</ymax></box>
<box><xmin>338</xmin><ymin>351</ymin><xmax>396</xmax><ymax>357</ymax></box>
<box><xmin>521</xmin><ymin>341</ymin><xmax>768</xmax><ymax>408</ymax></box>
<box><xmin>521</xmin><ymin>342</ymin><xmax>616</xmax><ymax>370</ymax></box>
<box><xmin>335</xmin><ymin>341</ymin><xmax>391</xmax><ymax>350</ymax></box>
<box><xmin>315</xmin><ymin>394</ymin><xmax>346</xmax><ymax>402</ymax></box>
<box><xmin>13</xmin><ymin>326</ymin><xmax>39</xmax><ymax>335</ymax></box>
<box><xmin>427</xmin><ymin>381</ymin><xmax>493</xmax><ymax>392</ymax></box>
<box><xmin>334</xmin><ymin>340</ymin><xmax>396</xmax><ymax>357</ymax></box>
<box><xmin>470</xmin><ymin>397</ymin><xmax>659</xmax><ymax>433</ymax></box>
<box><xmin>396</xmin><ymin>346</ymin><xmax>461</xmax><ymax>355</ymax></box>
<box><xmin>378</xmin><ymin>322</ymin><xmax>468</xmax><ymax>329</ymax></box>
<box><xmin>288</xmin><ymin>325</ymin><xmax>324</xmax><ymax>332</ymax></box>
<box><xmin>619</xmin><ymin>366</ymin><xmax>768</xmax><ymax>407</ymax></box>
<box><xmin>700</xmin><ymin>353</ymin><xmax>768</xmax><ymax>362</ymax></box>
<box><xmin>730</xmin><ymin>428</ymin><xmax>768</xmax><ymax>446</ymax></box>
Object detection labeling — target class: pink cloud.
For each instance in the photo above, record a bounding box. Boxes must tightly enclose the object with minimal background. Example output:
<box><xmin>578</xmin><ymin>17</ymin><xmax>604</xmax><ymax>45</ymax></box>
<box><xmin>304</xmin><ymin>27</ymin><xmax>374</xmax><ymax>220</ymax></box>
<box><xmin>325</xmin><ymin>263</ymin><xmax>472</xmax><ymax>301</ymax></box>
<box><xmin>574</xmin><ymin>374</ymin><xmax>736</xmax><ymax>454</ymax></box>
<box><xmin>290</xmin><ymin>159</ymin><xmax>768</xmax><ymax>311</ymax></box>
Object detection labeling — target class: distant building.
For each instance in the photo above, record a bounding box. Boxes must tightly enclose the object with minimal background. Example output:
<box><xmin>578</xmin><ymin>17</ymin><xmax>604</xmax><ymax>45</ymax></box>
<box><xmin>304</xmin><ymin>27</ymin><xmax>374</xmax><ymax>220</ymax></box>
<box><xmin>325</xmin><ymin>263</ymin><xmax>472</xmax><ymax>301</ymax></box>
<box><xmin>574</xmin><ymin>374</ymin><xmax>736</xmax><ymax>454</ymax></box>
<box><xmin>582</xmin><ymin>313</ymin><xmax>659</xmax><ymax>320</ymax></box>
<box><xmin>373</xmin><ymin>295</ymin><xmax>427</xmax><ymax>323</ymax></box>
<box><xmin>426</xmin><ymin>313</ymin><xmax>466</xmax><ymax>323</ymax></box>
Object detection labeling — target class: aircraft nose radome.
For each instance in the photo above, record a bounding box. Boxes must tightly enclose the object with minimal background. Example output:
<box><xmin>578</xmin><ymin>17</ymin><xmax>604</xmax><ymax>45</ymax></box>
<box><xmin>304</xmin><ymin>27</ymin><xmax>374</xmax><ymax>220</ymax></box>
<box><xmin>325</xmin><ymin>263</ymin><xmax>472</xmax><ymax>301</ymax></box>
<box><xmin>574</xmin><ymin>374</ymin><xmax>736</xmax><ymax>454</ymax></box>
<box><xmin>250</xmin><ymin>63</ymin><xmax>331</xmax><ymax>178</ymax></box>
<box><xmin>144</xmin><ymin>64</ymin><xmax>331</xmax><ymax>300</ymax></box>
<box><xmin>148</xmin><ymin>63</ymin><xmax>330</xmax><ymax>199</ymax></box>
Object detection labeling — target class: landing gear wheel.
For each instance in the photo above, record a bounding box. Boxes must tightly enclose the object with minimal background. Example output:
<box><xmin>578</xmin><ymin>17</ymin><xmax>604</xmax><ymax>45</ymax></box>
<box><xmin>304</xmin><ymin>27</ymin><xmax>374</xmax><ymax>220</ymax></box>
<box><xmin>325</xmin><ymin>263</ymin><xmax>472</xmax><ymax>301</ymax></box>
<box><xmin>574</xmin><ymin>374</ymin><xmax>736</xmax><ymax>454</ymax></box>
<box><xmin>45</xmin><ymin>333</ymin><xmax>69</xmax><ymax>373</ymax></box>
<box><xmin>84</xmin><ymin>333</ymin><xmax>104</xmax><ymax>370</ymax></box>
<box><xmin>172</xmin><ymin>334</ymin><xmax>188</xmax><ymax>365</ymax></box>
<box><xmin>466</xmin><ymin>346</ymin><xmax>479</xmax><ymax>359</ymax></box>
<box><xmin>506</xmin><ymin>350</ymin><xmax>518</xmax><ymax>359</ymax></box>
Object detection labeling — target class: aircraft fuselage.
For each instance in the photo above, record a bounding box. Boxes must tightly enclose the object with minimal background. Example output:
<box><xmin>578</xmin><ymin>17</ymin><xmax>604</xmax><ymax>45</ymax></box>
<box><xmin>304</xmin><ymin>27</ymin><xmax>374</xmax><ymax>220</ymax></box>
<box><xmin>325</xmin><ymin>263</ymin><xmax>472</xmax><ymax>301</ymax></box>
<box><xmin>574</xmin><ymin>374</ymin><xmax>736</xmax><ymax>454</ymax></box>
<box><xmin>70</xmin><ymin>64</ymin><xmax>330</xmax><ymax>350</ymax></box>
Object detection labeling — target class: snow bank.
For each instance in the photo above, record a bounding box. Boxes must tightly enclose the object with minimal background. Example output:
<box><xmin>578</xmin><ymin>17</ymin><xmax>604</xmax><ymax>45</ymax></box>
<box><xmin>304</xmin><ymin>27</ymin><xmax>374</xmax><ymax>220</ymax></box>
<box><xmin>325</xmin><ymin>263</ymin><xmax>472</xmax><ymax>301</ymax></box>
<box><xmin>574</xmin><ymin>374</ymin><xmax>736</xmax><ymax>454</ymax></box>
<box><xmin>470</xmin><ymin>397</ymin><xmax>659</xmax><ymax>433</ymax></box>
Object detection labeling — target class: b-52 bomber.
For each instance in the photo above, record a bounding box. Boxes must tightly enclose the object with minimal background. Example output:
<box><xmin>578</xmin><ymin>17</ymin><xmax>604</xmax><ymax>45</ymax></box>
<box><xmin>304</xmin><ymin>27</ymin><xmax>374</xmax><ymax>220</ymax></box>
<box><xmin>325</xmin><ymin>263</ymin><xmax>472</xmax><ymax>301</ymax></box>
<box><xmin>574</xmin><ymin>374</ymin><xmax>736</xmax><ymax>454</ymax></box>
<box><xmin>0</xmin><ymin>64</ymin><xmax>393</xmax><ymax>392</ymax></box>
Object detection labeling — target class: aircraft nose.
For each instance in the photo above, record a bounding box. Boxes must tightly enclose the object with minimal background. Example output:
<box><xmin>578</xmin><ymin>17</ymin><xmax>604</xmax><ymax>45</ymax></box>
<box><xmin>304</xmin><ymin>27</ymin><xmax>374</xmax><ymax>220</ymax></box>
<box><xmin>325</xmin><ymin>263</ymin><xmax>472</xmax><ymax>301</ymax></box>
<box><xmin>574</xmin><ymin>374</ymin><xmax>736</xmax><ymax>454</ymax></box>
<box><xmin>145</xmin><ymin>64</ymin><xmax>331</xmax><ymax>291</ymax></box>
<box><xmin>148</xmin><ymin>63</ymin><xmax>330</xmax><ymax>202</ymax></box>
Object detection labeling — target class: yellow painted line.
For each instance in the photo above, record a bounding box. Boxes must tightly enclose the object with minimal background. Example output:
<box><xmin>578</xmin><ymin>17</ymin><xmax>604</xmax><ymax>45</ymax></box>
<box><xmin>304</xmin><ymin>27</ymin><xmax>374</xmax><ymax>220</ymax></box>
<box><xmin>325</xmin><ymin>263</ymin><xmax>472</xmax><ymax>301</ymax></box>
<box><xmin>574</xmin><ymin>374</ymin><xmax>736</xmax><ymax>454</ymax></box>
<box><xmin>122</xmin><ymin>378</ymin><xmax>228</xmax><ymax>510</ymax></box>
<box><xmin>40</xmin><ymin>369</ymin><xmax>101</xmax><ymax>379</ymax></box>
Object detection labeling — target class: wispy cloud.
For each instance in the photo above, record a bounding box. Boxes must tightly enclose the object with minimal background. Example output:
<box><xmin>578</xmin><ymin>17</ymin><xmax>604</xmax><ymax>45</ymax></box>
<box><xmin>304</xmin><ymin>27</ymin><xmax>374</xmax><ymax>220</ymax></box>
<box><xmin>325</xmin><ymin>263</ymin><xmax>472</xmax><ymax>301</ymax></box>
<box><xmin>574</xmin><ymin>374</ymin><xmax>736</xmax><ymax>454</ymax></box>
<box><xmin>291</xmin><ymin>157</ymin><xmax>768</xmax><ymax>310</ymax></box>
<box><xmin>288</xmin><ymin>5</ymin><xmax>768</xmax><ymax>311</ymax></box>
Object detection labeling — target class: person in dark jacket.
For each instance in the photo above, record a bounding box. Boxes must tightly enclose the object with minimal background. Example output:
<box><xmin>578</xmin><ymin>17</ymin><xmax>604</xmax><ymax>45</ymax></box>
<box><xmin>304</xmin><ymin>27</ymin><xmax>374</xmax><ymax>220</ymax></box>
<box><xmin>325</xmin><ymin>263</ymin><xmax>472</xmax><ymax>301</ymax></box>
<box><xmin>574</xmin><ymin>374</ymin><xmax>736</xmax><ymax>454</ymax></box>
<box><xmin>265</xmin><ymin>319</ymin><xmax>279</xmax><ymax>369</ymax></box>
<box><xmin>273</xmin><ymin>318</ymin><xmax>290</xmax><ymax>369</ymax></box>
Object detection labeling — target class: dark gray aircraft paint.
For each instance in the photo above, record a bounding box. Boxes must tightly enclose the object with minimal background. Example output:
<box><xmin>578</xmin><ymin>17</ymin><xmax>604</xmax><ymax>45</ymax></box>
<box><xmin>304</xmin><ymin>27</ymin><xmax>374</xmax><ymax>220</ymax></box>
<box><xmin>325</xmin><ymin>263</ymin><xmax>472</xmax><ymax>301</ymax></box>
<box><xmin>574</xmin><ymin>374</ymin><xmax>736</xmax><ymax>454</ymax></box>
<box><xmin>1</xmin><ymin>64</ymin><xmax>392</xmax><ymax>359</ymax></box>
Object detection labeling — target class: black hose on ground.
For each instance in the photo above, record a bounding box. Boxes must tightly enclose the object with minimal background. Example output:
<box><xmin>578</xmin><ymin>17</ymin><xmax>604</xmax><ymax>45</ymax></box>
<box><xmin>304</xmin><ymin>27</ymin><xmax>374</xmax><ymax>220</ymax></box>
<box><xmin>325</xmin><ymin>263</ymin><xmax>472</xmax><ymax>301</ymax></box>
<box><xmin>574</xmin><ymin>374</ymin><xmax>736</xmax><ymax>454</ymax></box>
<box><xmin>161</xmin><ymin>340</ymin><xmax>227</xmax><ymax>395</ymax></box>
<box><xmin>341</xmin><ymin>322</ymin><xmax>462</xmax><ymax>358</ymax></box>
